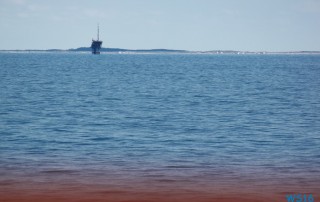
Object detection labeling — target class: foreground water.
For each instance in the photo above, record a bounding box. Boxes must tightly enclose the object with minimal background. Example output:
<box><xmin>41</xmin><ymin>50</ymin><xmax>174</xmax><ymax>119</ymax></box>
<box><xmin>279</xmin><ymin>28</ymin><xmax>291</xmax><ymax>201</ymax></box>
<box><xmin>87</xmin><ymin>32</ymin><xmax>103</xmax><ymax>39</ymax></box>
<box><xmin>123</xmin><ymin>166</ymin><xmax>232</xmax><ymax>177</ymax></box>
<box><xmin>0</xmin><ymin>53</ymin><xmax>320</xmax><ymax>201</ymax></box>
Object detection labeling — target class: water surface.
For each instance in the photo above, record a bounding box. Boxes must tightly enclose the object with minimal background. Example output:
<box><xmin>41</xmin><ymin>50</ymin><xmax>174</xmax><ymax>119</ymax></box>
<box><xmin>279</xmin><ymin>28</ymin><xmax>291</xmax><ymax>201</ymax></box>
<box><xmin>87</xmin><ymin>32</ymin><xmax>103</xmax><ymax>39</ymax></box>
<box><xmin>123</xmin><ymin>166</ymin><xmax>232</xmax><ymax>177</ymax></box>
<box><xmin>1</xmin><ymin>53</ymin><xmax>320</xmax><ymax>201</ymax></box>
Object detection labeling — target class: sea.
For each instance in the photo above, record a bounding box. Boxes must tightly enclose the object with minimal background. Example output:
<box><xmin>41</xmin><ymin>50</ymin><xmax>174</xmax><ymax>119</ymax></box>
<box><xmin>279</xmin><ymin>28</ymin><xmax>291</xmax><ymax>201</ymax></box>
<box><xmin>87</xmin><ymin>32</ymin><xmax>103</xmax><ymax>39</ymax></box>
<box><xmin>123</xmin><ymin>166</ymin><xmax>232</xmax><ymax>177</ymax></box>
<box><xmin>0</xmin><ymin>52</ymin><xmax>320</xmax><ymax>202</ymax></box>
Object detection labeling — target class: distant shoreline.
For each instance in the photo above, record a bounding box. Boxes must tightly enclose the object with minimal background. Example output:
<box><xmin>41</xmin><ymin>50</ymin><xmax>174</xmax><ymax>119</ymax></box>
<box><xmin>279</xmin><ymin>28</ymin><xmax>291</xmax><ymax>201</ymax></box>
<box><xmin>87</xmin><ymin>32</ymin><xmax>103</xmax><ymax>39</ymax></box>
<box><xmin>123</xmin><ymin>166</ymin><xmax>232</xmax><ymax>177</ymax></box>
<box><xmin>1</xmin><ymin>47</ymin><xmax>320</xmax><ymax>55</ymax></box>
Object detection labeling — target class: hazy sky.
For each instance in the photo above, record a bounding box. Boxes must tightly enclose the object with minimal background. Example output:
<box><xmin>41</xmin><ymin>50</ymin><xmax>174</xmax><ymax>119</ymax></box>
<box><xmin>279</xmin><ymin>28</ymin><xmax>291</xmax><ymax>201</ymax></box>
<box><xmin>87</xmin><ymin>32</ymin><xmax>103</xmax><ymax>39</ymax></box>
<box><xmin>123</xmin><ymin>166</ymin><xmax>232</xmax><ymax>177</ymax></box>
<box><xmin>1</xmin><ymin>0</ymin><xmax>320</xmax><ymax>51</ymax></box>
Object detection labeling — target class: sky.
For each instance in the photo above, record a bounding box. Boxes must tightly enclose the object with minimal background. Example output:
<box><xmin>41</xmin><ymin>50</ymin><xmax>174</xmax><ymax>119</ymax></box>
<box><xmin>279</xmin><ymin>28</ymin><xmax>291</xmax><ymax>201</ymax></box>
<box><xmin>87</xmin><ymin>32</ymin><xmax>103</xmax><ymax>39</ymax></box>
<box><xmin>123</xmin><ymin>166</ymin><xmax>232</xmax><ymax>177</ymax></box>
<box><xmin>0</xmin><ymin>0</ymin><xmax>320</xmax><ymax>51</ymax></box>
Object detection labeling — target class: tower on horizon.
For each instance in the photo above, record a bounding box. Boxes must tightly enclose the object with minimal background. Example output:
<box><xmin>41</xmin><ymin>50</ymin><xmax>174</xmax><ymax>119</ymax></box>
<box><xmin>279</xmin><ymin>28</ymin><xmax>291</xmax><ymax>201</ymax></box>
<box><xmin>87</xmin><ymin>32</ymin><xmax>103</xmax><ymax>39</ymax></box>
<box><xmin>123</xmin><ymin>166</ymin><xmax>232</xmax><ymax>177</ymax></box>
<box><xmin>91</xmin><ymin>24</ymin><xmax>103</xmax><ymax>54</ymax></box>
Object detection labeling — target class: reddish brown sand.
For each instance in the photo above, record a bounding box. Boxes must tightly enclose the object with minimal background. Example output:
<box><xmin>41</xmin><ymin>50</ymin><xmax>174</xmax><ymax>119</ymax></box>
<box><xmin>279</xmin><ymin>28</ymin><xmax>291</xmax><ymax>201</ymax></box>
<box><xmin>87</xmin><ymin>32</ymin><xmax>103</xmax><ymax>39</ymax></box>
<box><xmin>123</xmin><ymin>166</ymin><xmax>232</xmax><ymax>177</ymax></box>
<box><xmin>1</xmin><ymin>170</ymin><xmax>319</xmax><ymax>202</ymax></box>
<box><xmin>0</xmin><ymin>192</ymin><xmax>276</xmax><ymax>202</ymax></box>
<box><xmin>2</xmin><ymin>181</ymin><xmax>317</xmax><ymax>202</ymax></box>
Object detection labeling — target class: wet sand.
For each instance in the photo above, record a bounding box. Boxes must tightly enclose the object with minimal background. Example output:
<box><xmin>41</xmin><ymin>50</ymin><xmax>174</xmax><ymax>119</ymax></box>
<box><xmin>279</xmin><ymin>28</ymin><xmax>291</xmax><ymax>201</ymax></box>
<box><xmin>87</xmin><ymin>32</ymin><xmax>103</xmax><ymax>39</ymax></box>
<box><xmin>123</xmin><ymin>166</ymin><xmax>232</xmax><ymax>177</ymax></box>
<box><xmin>0</xmin><ymin>178</ymin><xmax>309</xmax><ymax>202</ymax></box>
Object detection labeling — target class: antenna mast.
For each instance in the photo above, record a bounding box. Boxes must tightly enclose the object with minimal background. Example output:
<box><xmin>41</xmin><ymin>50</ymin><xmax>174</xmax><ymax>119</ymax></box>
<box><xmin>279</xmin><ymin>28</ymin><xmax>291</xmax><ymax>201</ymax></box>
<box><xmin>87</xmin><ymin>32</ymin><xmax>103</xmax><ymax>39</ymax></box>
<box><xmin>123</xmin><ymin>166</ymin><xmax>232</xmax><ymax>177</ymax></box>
<box><xmin>97</xmin><ymin>24</ymin><xmax>99</xmax><ymax>41</ymax></box>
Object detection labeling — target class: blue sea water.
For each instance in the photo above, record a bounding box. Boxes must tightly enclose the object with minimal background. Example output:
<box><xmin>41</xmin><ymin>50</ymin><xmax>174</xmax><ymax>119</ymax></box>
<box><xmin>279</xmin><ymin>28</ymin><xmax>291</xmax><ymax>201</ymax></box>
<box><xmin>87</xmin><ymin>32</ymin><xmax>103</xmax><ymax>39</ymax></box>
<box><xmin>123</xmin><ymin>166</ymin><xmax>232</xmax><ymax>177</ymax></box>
<box><xmin>0</xmin><ymin>53</ymin><xmax>320</xmax><ymax>196</ymax></box>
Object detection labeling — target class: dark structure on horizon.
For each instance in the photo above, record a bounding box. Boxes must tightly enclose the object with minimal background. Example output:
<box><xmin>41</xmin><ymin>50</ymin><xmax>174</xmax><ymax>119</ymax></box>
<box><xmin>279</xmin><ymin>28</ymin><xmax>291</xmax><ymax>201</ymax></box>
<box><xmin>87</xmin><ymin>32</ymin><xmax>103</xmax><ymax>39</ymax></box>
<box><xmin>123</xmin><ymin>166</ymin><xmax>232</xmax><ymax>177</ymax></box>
<box><xmin>91</xmin><ymin>25</ymin><xmax>102</xmax><ymax>54</ymax></box>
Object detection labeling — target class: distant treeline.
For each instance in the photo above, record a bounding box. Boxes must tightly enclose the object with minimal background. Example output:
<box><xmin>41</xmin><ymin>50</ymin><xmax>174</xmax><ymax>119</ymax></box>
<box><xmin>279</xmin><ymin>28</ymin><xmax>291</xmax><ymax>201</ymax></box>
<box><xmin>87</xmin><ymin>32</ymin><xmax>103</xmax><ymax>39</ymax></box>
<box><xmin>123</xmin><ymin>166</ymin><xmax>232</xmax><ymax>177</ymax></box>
<box><xmin>68</xmin><ymin>47</ymin><xmax>189</xmax><ymax>53</ymax></box>
<box><xmin>1</xmin><ymin>48</ymin><xmax>320</xmax><ymax>54</ymax></box>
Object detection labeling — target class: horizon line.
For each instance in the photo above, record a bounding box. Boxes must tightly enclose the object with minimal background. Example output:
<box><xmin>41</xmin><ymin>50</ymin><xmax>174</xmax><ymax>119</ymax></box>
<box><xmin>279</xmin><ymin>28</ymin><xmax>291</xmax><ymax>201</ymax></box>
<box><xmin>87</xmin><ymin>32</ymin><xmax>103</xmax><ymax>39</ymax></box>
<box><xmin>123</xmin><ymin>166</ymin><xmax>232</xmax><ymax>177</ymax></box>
<box><xmin>1</xmin><ymin>47</ymin><xmax>320</xmax><ymax>53</ymax></box>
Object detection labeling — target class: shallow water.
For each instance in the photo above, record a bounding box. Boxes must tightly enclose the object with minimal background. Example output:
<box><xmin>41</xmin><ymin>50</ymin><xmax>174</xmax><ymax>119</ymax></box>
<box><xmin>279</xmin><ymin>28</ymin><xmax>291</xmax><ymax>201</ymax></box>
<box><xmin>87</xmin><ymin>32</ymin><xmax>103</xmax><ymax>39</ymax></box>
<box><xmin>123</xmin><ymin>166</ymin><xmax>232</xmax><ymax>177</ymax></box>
<box><xmin>0</xmin><ymin>53</ymin><xmax>320</xmax><ymax>201</ymax></box>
